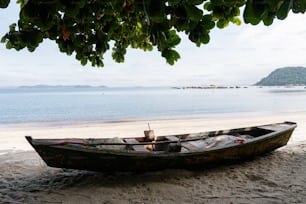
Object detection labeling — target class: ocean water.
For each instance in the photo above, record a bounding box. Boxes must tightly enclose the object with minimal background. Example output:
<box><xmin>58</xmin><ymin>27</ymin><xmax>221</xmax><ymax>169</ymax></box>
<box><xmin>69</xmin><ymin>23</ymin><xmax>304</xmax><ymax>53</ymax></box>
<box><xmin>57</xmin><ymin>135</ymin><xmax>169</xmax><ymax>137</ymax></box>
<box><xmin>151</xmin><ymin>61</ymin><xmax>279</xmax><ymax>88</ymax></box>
<box><xmin>0</xmin><ymin>86</ymin><xmax>306</xmax><ymax>124</ymax></box>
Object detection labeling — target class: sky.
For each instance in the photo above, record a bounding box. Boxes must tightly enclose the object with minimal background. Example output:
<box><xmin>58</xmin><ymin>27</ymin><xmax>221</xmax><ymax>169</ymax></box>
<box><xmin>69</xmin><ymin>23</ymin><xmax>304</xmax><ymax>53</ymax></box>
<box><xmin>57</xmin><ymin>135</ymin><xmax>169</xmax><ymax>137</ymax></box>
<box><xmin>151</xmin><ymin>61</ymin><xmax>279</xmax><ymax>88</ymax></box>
<box><xmin>1</xmin><ymin>3</ymin><xmax>306</xmax><ymax>87</ymax></box>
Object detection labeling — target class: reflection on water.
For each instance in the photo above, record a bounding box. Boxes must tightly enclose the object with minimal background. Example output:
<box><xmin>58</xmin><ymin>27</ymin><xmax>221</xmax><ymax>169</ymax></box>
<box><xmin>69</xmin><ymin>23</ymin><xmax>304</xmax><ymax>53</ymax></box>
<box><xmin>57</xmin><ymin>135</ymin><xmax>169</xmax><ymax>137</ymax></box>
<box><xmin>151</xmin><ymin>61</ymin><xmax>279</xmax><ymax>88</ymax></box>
<box><xmin>0</xmin><ymin>86</ymin><xmax>306</xmax><ymax>124</ymax></box>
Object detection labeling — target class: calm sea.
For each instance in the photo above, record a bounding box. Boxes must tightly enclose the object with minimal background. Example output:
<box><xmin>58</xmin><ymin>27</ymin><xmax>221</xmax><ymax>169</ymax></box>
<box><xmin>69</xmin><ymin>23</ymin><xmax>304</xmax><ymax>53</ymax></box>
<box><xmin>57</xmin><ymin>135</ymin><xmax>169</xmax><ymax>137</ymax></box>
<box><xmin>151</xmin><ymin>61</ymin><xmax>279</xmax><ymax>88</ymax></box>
<box><xmin>0</xmin><ymin>86</ymin><xmax>306</xmax><ymax>125</ymax></box>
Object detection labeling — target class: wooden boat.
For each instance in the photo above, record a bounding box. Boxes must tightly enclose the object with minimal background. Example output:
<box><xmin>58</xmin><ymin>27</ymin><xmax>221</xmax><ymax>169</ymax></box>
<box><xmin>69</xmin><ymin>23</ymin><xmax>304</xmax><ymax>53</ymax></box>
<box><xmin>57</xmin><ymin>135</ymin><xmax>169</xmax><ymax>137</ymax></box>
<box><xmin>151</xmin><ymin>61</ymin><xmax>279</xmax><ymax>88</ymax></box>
<box><xmin>26</xmin><ymin>121</ymin><xmax>297</xmax><ymax>172</ymax></box>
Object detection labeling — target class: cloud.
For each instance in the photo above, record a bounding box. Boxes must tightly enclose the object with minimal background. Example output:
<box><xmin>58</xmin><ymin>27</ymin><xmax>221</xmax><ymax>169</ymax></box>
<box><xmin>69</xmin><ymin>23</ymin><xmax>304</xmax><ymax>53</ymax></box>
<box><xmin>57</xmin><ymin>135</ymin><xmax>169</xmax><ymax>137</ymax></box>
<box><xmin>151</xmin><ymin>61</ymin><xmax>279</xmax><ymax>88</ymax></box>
<box><xmin>239</xmin><ymin>13</ymin><xmax>306</xmax><ymax>48</ymax></box>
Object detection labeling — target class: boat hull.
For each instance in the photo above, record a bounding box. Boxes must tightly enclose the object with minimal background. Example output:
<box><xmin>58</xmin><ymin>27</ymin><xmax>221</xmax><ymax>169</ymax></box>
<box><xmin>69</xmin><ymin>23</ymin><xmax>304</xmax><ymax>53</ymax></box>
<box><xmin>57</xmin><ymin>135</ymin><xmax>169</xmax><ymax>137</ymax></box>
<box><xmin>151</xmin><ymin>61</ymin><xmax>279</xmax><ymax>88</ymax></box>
<box><xmin>26</xmin><ymin>122</ymin><xmax>296</xmax><ymax>172</ymax></box>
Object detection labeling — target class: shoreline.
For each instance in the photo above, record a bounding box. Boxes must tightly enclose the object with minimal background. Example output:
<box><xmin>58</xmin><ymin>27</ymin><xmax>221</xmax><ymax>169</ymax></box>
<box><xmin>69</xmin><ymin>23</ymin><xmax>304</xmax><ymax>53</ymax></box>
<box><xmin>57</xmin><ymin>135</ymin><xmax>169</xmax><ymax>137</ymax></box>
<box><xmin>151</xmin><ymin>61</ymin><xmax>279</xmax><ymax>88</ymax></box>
<box><xmin>1</xmin><ymin>109</ymin><xmax>305</xmax><ymax>128</ymax></box>
<box><xmin>1</xmin><ymin>111</ymin><xmax>305</xmax><ymax>151</ymax></box>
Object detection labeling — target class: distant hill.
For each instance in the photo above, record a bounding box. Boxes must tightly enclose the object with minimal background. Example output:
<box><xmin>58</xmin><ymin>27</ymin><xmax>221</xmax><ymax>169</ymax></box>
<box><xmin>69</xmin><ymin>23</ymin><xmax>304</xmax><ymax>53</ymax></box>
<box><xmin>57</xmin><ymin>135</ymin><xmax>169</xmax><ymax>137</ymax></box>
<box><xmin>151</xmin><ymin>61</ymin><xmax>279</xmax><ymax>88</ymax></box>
<box><xmin>255</xmin><ymin>67</ymin><xmax>306</xmax><ymax>86</ymax></box>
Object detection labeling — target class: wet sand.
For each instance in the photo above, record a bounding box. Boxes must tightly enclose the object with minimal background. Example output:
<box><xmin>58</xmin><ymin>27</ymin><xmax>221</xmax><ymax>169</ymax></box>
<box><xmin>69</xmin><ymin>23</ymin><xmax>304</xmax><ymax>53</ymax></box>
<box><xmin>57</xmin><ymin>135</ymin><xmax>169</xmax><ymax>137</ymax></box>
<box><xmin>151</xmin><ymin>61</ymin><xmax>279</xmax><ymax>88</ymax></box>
<box><xmin>1</xmin><ymin>112</ymin><xmax>306</xmax><ymax>204</ymax></box>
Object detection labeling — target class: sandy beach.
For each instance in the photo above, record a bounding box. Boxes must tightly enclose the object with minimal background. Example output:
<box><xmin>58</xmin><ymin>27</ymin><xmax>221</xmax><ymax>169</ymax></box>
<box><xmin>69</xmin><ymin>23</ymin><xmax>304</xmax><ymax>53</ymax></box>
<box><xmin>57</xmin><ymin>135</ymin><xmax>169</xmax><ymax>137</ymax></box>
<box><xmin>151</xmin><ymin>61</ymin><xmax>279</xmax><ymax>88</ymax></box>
<box><xmin>1</xmin><ymin>112</ymin><xmax>306</xmax><ymax>204</ymax></box>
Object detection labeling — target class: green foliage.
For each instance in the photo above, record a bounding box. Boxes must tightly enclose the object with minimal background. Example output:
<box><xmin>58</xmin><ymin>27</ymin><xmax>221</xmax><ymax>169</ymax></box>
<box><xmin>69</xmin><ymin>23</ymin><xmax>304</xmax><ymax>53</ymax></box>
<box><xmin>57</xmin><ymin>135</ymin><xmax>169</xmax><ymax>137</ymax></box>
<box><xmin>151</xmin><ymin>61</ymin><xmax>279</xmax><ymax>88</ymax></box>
<box><xmin>255</xmin><ymin>67</ymin><xmax>306</xmax><ymax>86</ymax></box>
<box><xmin>204</xmin><ymin>0</ymin><xmax>244</xmax><ymax>28</ymax></box>
<box><xmin>1</xmin><ymin>0</ymin><xmax>306</xmax><ymax>67</ymax></box>
<box><xmin>243</xmin><ymin>0</ymin><xmax>306</xmax><ymax>26</ymax></box>
<box><xmin>0</xmin><ymin>0</ymin><xmax>10</xmax><ymax>8</ymax></box>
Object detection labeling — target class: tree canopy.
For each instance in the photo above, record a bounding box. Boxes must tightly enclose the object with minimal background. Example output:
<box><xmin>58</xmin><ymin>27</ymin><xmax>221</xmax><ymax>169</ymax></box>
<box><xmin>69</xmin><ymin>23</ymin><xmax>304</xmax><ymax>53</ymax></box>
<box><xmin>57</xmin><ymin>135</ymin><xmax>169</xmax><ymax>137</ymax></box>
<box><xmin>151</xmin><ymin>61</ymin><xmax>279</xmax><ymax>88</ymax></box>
<box><xmin>1</xmin><ymin>0</ymin><xmax>306</xmax><ymax>67</ymax></box>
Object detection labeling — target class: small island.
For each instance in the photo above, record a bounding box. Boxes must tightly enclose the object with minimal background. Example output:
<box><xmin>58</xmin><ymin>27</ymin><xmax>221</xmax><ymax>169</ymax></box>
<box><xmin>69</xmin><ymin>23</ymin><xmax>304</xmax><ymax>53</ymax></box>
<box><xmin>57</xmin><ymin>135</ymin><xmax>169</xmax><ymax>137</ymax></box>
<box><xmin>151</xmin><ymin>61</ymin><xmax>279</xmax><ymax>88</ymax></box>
<box><xmin>255</xmin><ymin>67</ymin><xmax>306</xmax><ymax>86</ymax></box>
<box><xmin>172</xmin><ymin>85</ymin><xmax>247</xmax><ymax>89</ymax></box>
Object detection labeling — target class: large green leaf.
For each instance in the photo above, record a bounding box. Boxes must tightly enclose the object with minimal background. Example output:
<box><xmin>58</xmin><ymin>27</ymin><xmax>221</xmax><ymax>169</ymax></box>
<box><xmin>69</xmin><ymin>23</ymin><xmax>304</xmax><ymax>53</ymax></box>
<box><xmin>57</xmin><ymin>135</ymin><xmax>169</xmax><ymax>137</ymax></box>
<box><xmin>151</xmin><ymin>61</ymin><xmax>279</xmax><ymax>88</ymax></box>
<box><xmin>276</xmin><ymin>0</ymin><xmax>292</xmax><ymax>20</ymax></box>
<box><xmin>244</xmin><ymin>0</ymin><xmax>262</xmax><ymax>25</ymax></box>
<box><xmin>184</xmin><ymin>5</ymin><xmax>203</xmax><ymax>22</ymax></box>
<box><xmin>0</xmin><ymin>0</ymin><xmax>9</xmax><ymax>8</ymax></box>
